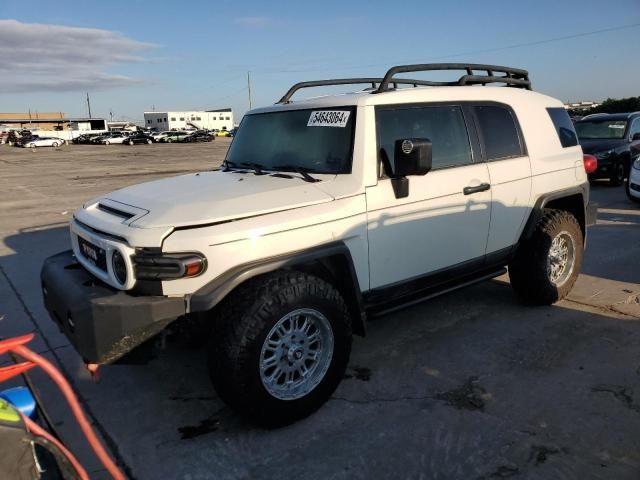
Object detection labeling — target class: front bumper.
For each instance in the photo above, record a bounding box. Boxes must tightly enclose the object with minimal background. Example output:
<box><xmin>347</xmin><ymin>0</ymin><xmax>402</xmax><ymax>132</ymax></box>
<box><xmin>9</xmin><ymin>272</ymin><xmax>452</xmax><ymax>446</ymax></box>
<box><xmin>41</xmin><ymin>251</ymin><xmax>185</xmax><ymax>364</ymax></box>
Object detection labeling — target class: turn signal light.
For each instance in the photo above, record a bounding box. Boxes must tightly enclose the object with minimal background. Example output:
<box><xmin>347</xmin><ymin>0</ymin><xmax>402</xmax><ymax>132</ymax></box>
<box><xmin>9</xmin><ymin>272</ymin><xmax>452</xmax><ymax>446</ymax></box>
<box><xmin>583</xmin><ymin>154</ymin><xmax>598</xmax><ymax>174</ymax></box>
<box><xmin>184</xmin><ymin>258</ymin><xmax>205</xmax><ymax>277</ymax></box>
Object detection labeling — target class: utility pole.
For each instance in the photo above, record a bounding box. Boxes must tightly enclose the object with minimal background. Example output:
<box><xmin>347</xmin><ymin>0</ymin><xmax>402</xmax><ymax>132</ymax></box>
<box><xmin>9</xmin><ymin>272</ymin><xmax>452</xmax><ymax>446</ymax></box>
<box><xmin>86</xmin><ymin>92</ymin><xmax>92</xmax><ymax>119</ymax></box>
<box><xmin>247</xmin><ymin>71</ymin><xmax>252</xmax><ymax>110</ymax></box>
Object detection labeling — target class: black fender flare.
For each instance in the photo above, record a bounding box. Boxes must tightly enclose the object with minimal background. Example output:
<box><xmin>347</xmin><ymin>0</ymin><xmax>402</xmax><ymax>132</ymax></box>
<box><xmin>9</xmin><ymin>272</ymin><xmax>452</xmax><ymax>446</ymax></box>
<box><xmin>188</xmin><ymin>241</ymin><xmax>367</xmax><ymax>335</ymax></box>
<box><xmin>518</xmin><ymin>183</ymin><xmax>591</xmax><ymax>244</ymax></box>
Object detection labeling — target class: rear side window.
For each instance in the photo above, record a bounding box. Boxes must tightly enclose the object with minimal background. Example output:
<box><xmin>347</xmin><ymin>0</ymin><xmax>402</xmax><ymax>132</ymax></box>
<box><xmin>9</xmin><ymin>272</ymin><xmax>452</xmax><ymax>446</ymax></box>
<box><xmin>376</xmin><ymin>105</ymin><xmax>472</xmax><ymax>172</ymax></box>
<box><xmin>474</xmin><ymin>105</ymin><xmax>524</xmax><ymax>160</ymax></box>
<box><xmin>547</xmin><ymin>108</ymin><xmax>578</xmax><ymax>148</ymax></box>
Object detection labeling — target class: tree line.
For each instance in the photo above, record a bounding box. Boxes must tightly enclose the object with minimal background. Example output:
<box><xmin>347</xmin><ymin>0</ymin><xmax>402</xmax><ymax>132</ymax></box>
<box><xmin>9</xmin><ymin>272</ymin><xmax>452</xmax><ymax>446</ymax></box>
<box><xmin>589</xmin><ymin>96</ymin><xmax>640</xmax><ymax>114</ymax></box>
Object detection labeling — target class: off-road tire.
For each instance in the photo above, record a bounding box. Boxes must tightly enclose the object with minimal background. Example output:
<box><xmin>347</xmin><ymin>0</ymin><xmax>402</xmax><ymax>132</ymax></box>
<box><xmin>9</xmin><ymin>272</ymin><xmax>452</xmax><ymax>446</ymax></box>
<box><xmin>208</xmin><ymin>270</ymin><xmax>352</xmax><ymax>428</ymax></box>
<box><xmin>508</xmin><ymin>209</ymin><xmax>583</xmax><ymax>305</ymax></box>
<box><xmin>609</xmin><ymin>162</ymin><xmax>625</xmax><ymax>186</ymax></box>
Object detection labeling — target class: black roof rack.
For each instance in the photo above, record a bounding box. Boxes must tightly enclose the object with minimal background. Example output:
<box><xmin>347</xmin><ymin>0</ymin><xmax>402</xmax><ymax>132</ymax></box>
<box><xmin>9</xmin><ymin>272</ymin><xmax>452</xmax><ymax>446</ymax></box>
<box><xmin>276</xmin><ymin>63</ymin><xmax>531</xmax><ymax>104</ymax></box>
<box><xmin>277</xmin><ymin>77</ymin><xmax>435</xmax><ymax>104</ymax></box>
<box><xmin>374</xmin><ymin>63</ymin><xmax>531</xmax><ymax>93</ymax></box>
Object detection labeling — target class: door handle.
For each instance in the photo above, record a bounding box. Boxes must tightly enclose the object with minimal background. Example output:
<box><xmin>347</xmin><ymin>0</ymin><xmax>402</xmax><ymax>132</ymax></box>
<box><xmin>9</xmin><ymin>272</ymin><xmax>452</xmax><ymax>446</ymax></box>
<box><xmin>463</xmin><ymin>183</ymin><xmax>491</xmax><ymax>195</ymax></box>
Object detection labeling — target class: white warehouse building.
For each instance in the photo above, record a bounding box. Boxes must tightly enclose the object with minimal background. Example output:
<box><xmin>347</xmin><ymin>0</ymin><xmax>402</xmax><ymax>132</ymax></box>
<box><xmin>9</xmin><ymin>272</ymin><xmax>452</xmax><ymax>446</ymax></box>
<box><xmin>144</xmin><ymin>108</ymin><xmax>234</xmax><ymax>131</ymax></box>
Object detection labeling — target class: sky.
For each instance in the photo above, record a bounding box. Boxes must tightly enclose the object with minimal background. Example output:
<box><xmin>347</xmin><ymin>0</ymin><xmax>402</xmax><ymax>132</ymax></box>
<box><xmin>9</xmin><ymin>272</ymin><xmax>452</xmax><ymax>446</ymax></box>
<box><xmin>0</xmin><ymin>0</ymin><xmax>639</xmax><ymax>122</ymax></box>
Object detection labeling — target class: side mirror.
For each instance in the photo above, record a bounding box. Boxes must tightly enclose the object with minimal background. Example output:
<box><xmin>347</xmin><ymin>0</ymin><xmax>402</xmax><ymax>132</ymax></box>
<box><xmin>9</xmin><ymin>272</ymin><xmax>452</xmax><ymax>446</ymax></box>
<box><xmin>632</xmin><ymin>132</ymin><xmax>640</xmax><ymax>142</ymax></box>
<box><xmin>394</xmin><ymin>138</ymin><xmax>433</xmax><ymax>176</ymax></box>
<box><xmin>389</xmin><ymin>138</ymin><xmax>433</xmax><ymax>198</ymax></box>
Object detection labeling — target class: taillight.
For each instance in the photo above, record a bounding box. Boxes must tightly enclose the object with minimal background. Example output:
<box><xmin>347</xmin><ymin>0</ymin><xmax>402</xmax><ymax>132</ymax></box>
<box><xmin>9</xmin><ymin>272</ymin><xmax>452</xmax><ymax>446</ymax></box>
<box><xmin>583</xmin><ymin>154</ymin><xmax>598</xmax><ymax>174</ymax></box>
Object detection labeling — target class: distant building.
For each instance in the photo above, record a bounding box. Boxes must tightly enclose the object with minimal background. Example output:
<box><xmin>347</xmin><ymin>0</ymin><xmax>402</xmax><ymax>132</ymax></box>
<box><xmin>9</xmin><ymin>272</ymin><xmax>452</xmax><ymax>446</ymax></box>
<box><xmin>0</xmin><ymin>112</ymin><xmax>107</xmax><ymax>139</ymax></box>
<box><xmin>107</xmin><ymin>121</ymin><xmax>140</xmax><ymax>132</ymax></box>
<box><xmin>0</xmin><ymin>111</ymin><xmax>67</xmax><ymax>130</ymax></box>
<box><xmin>564</xmin><ymin>101</ymin><xmax>601</xmax><ymax>112</ymax></box>
<box><xmin>143</xmin><ymin>109</ymin><xmax>234</xmax><ymax>131</ymax></box>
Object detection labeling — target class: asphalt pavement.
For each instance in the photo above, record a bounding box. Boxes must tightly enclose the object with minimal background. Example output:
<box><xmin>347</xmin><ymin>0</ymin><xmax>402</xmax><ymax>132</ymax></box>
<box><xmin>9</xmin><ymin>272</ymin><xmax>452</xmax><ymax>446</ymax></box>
<box><xmin>0</xmin><ymin>143</ymin><xmax>638</xmax><ymax>479</ymax></box>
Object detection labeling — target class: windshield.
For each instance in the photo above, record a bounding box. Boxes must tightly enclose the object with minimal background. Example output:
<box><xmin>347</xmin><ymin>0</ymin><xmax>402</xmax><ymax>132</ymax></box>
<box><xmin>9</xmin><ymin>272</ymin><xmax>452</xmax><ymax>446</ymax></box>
<box><xmin>575</xmin><ymin>119</ymin><xmax>628</xmax><ymax>139</ymax></box>
<box><xmin>225</xmin><ymin>107</ymin><xmax>356</xmax><ymax>174</ymax></box>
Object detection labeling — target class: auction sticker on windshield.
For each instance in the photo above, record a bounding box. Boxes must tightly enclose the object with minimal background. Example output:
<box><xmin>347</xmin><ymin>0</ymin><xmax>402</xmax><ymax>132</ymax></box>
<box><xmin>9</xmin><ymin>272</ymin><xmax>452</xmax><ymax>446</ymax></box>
<box><xmin>307</xmin><ymin>110</ymin><xmax>351</xmax><ymax>127</ymax></box>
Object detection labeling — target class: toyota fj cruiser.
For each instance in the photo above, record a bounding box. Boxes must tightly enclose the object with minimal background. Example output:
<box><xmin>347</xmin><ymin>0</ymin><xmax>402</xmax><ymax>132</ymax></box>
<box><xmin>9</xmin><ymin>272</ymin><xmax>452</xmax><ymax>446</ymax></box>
<box><xmin>41</xmin><ymin>64</ymin><xmax>595</xmax><ymax>427</ymax></box>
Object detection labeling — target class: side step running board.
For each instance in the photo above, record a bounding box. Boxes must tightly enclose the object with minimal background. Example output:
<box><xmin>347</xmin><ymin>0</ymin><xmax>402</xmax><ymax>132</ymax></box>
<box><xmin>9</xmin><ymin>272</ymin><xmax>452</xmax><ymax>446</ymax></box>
<box><xmin>368</xmin><ymin>268</ymin><xmax>507</xmax><ymax>317</ymax></box>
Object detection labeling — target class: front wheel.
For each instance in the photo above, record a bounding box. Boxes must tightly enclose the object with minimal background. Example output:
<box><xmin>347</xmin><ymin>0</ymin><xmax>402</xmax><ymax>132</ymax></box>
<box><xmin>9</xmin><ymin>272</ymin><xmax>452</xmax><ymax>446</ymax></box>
<box><xmin>147</xmin><ymin>139</ymin><xmax>152</xmax><ymax>144</ymax></box>
<box><xmin>627</xmin><ymin>181</ymin><xmax>640</xmax><ymax>203</ymax></box>
<box><xmin>509</xmin><ymin>209</ymin><xmax>583</xmax><ymax>305</ymax></box>
<box><xmin>208</xmin><ymin>271</ymin><xmax>352</xmax><ymax>428</ymax></box>
<box><xmin>52</xmin><ymin>142</ymin><xmax>59</xmax><ymax>147</ymax></box>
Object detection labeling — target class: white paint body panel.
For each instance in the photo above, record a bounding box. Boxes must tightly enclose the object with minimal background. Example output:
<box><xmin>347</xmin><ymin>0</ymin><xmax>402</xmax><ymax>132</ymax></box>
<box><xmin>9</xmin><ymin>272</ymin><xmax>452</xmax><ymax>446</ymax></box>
<box><xmin>68</xmin><ymin>85</ymin><xmax>587</xmax><ymax>295</ymax></box>
<box><xmin>366</xmin><ymin>163</ymin><xmax>491</xmax><ymax>288</ymax></box>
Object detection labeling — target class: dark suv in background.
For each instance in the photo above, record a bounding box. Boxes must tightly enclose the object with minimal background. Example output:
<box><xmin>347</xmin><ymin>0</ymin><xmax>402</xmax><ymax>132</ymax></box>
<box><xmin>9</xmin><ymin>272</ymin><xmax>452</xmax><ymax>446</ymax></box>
<box><xmin>575</xmin><ymin>112</ymin><xmax>640</xmax><ymax>186</ymax></box>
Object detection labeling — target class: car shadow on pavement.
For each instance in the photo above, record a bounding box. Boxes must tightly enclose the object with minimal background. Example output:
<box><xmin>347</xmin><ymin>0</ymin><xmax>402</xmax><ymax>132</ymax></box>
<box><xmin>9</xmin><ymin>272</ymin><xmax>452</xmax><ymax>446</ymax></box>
<box><xmin>74</xmin><ymin>279</ymin><xmax>640</xmax><ymax>480</ymax></box>
<box><xmin>1</xmin><ymin>210</ymin><xmax>640</xmax><ymax>479</ymax></box>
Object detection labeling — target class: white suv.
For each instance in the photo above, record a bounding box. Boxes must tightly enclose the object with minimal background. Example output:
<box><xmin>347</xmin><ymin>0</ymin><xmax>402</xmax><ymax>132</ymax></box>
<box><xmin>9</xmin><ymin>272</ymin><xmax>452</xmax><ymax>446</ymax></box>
<box><xmin>41</xmin><ymin>63</ymin><xmax>595</xmax><ymax>427</ymax></box>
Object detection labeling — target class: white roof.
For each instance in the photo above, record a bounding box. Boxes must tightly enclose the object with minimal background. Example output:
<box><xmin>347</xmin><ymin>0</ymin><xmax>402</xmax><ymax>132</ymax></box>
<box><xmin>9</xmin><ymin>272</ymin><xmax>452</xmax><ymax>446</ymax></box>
<box><xmin>250</xmin><ymin>86</ymin><xmax>563</xmax><ymax>114</ymax></box>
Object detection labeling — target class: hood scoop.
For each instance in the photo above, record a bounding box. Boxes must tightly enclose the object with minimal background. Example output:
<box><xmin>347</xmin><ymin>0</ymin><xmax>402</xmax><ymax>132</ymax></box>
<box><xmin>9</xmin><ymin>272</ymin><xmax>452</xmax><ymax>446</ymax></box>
<box><xmin>97</xmin><ymin>203</ymin><xmax>135</xmax><ymax>220</ymax></box>
<box><xmin>86</xmin><ymin>198</ymin><xmax>150</xmax><ymax>225</ymax></box>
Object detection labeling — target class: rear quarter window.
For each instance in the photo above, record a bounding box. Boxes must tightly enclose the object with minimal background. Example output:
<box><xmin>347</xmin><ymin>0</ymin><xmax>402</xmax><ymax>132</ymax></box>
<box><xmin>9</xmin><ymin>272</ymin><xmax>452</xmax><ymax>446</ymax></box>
<box><xmin>547</xmin><ymin>108</ymin><xmax>579</xmax><ymax>148</ymax></box>
<box><xmin>474</xmin><ymin>105</ymin><xmax>525</xmax><ymax>160</ymax></box>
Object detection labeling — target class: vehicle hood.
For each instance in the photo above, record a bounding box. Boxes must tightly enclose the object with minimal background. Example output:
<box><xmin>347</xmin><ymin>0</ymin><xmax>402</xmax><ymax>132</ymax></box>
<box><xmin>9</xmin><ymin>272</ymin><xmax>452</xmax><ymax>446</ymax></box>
<box><xmin>579</xmin><ymin>138</ymin><xmax>627</xmax><ymax>154</ymax></box>
<box><xmin>100</xmin><ymin>170</ymin><xmax>336</xmax><ymax>228</ymax></box>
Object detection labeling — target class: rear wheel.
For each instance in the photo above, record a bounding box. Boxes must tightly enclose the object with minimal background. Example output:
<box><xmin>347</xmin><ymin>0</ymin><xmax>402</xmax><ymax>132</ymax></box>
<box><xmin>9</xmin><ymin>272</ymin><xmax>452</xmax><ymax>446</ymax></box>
<box><xmin>208</xmin><ymin>271</ymin><xmax>352</xmax><ymax>428</ymax></box>
<box><xmin>52</xmin><ymin>142</ymin><xmax>58</xmax><ymax>147</ymax></box>
<box><xmin>609</xmin><ymin>162</ymin><xmax>625</xmax><ymax>186</ymax></box>
<box><xmin>147</xmin><ymin>139</ymin><xmax>152</xmax><ymax>144</ymax></box>
<box><xmin>509</xmin><ymin>209</ymin><xmax>583</xmax><ymax>305</ymax></box>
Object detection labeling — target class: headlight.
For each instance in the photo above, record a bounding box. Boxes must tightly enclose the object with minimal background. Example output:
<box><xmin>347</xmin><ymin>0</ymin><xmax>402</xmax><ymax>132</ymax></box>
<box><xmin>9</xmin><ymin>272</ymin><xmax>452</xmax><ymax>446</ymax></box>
<box><xmin>112</xmin><ymin>250</ymin><xmax>128</xmax><ymax>285</ymax></box>
<box><xmin>133</xmin><ymin>252</ymin><xmax>207</xmax><ymax>280</ymax></box>
<box><xmin>633</xmin><ymin>158</ymin><xmax>640</xmax><ymax>170</ymax></box>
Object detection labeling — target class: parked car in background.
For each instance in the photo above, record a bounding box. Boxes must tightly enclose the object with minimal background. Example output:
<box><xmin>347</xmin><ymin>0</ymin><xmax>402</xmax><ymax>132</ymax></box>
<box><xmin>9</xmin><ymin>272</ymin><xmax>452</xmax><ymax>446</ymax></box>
<box><xmin>124</xmin><ymin>133</ymin><xmax>155</xmax><ymax>145</ymax></box>
<box><xmin>575</xmin><ymin>112</ymin><xmax>640</xmax><ymax>186</ymax></box>
<box><xmin>627</xmin><ymin>148</ymin><xmax>640</xmax><ymax>203</ymax></box>
<box><xmin>73</xmin><ymin>134</ymin><xmax>101</xmax><ymax>144</ymax></box>
<box><xmin>214</xmin><ymin>129</ymin><xmax>232</xmax><ymax>137</ymax></box>
<box><xmin>90</xmin><ymin>133</ymin><xmax>112</xmax><ymax>144</ymax></box>
<box><xmin>184</xmin><ymin>132</ymin><xmax>214</xmax><ymax>142</ymax></box>
<box><xmin>22</xmin><ymin>137</ymin><xmax>64</xmax><ymax>148</ymax></box>
<box><xmin>162</xmin><ymin>131</ymin><xmax>190</xmax><ymax>143</ymax></box>
<box><xmin>101</xmin><ymin>133</ymin><xmax>130</xmax><ymax>145</ymax></box>
<box><xmin>151</xmin><ymin>131</ymin><xmax>172</xmax><ymax>142</ymax></box>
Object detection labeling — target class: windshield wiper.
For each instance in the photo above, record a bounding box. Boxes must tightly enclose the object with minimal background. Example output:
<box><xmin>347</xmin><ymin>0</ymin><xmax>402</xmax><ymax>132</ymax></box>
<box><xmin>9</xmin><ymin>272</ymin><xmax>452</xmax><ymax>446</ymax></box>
<box><xmin>272</xmin><ymin>165</ymin><xmax>321</xmax><ymax>183</ymax></box>
<box><xmin>240</xmin><ymin>162</ymin><xmax>267</xmax><ymax>175</ymax></box>
<box><xmin>222</xmin><ymin>161</ymin><xmax>266</xmax><ymax>175</ymax></box>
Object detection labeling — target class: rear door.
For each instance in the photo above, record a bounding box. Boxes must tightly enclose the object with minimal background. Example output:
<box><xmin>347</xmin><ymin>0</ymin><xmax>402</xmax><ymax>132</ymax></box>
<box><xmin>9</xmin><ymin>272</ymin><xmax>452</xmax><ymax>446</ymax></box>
<box><xmin>472</xmin><ymin>104</ymin><xmax>531</xmax><ymax>254</ymax></box>
<box><xmin>366</xmin><ymin>104</ymin><xmax>492</xmax><ymax>289</ymax></box>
